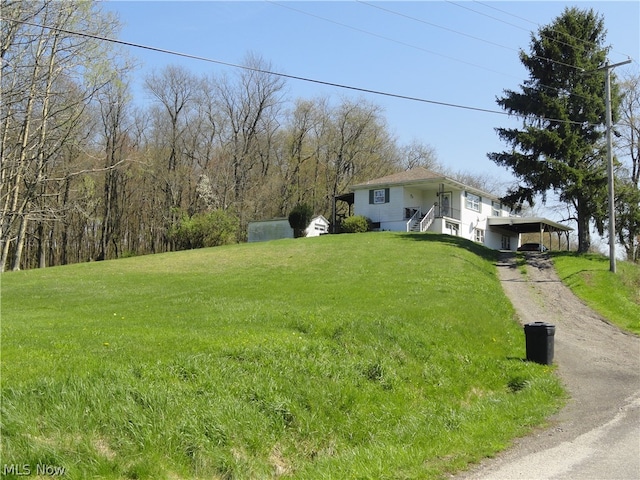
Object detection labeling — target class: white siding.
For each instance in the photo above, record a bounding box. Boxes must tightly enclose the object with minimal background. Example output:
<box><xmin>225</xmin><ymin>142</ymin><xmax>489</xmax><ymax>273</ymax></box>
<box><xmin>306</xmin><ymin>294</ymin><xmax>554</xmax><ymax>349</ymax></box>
<box><xmin>354</xmin><ymin>186</ymin><xmax>404</xmax><ymax>226</ymax></box>
<box><xmin>304</xmin><ymin>216</ymin><xmax>329</xmax><ymax>237</ymax></box>
<box><xmin>351</xmin><ymin>180</ymin><xmax>520</xmax><ymax>250</ymax></box>
<box><xmin>459</xmin><ymin>191</ymin><xmax>489</xmax><ymax>243</ymax></box>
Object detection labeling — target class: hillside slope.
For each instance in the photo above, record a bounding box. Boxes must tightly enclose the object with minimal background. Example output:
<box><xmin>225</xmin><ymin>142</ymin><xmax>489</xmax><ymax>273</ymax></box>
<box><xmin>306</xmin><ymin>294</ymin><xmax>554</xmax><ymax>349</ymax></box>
<box><xmin>1</xmin><ymin>233</ymin><xmax>564</xmax><ymax>479</ymax></box>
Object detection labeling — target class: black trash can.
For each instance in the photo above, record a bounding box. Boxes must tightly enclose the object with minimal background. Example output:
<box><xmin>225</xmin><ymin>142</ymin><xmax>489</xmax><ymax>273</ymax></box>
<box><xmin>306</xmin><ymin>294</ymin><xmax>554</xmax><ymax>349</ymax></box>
<box><xmin>524</xmin><ymin>322</ymin><xmax>555</xmax><ymax>365</ymax></box>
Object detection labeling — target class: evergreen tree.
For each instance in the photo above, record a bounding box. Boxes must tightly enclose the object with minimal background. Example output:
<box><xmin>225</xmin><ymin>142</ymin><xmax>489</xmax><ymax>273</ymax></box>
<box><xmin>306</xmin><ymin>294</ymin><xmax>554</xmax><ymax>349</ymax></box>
<box><xmin>489</xmin><ymin>7</ymin><xmax>615</xmax><ymax>253</ymax></box>
<box><xmin>288</xmin><ymin>203</ymin><xmax>313</xmax><ymax>238</ymax></box>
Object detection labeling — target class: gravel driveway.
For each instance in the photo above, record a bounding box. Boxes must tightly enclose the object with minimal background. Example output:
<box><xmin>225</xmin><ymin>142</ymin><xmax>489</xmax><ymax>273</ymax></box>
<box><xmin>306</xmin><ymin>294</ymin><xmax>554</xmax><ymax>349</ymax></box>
<box><xmin>455</xmin><ymin>252</ymin><xmax>640</xmax><ymax>480</ymax></box>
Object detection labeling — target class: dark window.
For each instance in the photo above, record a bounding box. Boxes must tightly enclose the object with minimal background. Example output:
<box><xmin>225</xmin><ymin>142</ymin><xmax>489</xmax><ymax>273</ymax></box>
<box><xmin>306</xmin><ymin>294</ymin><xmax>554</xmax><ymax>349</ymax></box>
<box><xmin>369</xmin><ymin>188</ymin><xmax>390</xmax><ymax>204</ymax></box>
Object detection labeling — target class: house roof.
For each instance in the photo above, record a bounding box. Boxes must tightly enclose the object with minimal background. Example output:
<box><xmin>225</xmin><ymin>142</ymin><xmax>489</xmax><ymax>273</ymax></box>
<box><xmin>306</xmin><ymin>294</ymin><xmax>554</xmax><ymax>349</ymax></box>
<box><xmin>350</xmin><ymin>167</ymin><xmax>499</xmax><ymax>200</ymax></box>
<box><xmin>248</xmin><ymin>217</ymin><xmax>290</xmax><ymax>224</ymax></box>
<box><xmin>310</xmin><ymin>215</ymin><xmax>330</xmax><ymax>224</ymax></box>
<box><xmin>249</xmin><ymin>215</ymin><xmax>328</xmax><ymax>225</ymax></box>
<box><xmin>350</xmin><ymin>167</ymin><xmax>443</xmax><ymax>188</ymax></box>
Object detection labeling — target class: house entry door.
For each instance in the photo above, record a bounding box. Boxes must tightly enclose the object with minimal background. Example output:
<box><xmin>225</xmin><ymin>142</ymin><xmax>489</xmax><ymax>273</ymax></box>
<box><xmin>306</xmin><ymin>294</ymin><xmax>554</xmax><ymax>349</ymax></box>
<box><xmin>441</xmin><ymin>193</ymin><xmax>451</xmax><ymax>217</ymax></box>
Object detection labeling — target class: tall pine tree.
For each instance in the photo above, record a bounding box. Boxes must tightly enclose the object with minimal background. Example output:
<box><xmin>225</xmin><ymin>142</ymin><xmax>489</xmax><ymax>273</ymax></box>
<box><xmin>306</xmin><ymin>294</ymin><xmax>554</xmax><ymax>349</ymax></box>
<box><xmin>489</xmin><ymin>8</ymin><xmax>614</xmax><ymax>253</ymax></box>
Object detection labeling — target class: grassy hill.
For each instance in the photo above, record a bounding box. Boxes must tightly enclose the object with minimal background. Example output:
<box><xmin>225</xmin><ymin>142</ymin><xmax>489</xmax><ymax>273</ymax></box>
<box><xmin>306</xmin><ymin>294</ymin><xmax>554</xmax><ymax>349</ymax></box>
<box><xmin>551</xmin><ymin>252</ymin><xmax>640</xmax><ymax>334</ymax></box>
<box><xmin>1</xmin><ymin>233</ymin><xmax>564</xmax><ymax>479</ymax></box>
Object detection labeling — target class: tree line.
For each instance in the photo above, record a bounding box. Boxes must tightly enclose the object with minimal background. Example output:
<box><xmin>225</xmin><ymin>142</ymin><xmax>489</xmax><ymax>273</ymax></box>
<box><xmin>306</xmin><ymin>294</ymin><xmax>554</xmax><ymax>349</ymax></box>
<box><xmin>1</xmin><ymin>2</ymin><xmax>638</xmax><ymax>271</ymax></box>
<box><xmin>1</xmin><ymin>1</ymin><xmax>442</xmax><ymax>271</ymax></box>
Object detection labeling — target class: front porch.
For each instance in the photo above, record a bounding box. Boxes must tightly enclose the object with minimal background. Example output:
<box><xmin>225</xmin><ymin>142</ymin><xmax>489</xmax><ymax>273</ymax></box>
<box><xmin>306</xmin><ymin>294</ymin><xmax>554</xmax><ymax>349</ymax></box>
<box><xmin>404</xmin><ymin>204</ymin><xmax>462</xmax><ymax>234</ymax></box>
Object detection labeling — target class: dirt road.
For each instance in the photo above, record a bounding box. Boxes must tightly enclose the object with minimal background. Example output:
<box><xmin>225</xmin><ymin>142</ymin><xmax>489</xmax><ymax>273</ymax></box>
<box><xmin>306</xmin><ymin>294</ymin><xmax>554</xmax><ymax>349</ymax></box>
<box><xmin>455</xmin><ymin>252</ymin><xmax>640</xmax><ymax>480</ymax></box>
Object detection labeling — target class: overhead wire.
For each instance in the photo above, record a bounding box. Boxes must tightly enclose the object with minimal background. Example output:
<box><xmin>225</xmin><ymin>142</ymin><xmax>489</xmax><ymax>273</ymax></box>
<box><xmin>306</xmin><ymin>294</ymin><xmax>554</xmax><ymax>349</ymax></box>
<box><xmin>0</xmin><ymin>16</ymin><xmax>599</xmax><ymax>127</ymax></box>
<box><xmin>0</xmin><ymin>16</ymin><xmax>510</xmax><ymax>116</ymax></box>
<box><xmin>446</xmin><ymin>0</ymin><xmax>598</xmax><ymax>72</ymax></box>
<box><xmin>354</xmin><ymin>0</ymin><xmax>599</xmax><ymax>103</ymax></box>
<box><xmin>266</xmin><ymin>0</ymin><xmax>513</xmax><ymax>80</ymax></box>
<box><xmin>472</xmin><ymin>0</ymin><xmax>637</xmax><ymax>64</ymax></box>
<box><xmin>357</xmin><ymin>0</ymin><xmax>515</xmax><ymax>53</ymax></box>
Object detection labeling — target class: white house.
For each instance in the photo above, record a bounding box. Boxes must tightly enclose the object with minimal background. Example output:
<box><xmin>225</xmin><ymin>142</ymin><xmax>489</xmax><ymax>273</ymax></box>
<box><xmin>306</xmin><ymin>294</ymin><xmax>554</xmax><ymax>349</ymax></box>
<box><xmin>343</xmin><ymin>167</ymin><xmax>571</xmax><ymax>251</ymax></box>
<box><xmin>248</xmin><ymin>215</ymin><xmax>329</xmax><ymax>243</ymax></box>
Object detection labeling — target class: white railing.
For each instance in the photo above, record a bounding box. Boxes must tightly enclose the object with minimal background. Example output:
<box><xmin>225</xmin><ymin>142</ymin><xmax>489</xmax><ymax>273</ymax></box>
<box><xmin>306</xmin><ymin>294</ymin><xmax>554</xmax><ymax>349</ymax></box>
<box><xmin>405</xmin><ymin>209</ymin><xmax>421</xmax><ymax>232</ymax></box>
<box><xmin>419</xmin><ymin>205</ymin><xmax>435</xmax><ymax>232</ymax></box>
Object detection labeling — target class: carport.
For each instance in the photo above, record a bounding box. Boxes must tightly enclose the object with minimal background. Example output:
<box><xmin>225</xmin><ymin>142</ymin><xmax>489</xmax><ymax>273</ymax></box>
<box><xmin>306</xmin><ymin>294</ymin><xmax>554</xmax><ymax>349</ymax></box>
<box><xmin>487</xmin><ymin>217</ymin><xmax>573</xmax><ymax>251</ymax></box>
<box><xmin>332</xmin><ymin>192</ymin><xmax>355</xmax><ymax>233</ymax></box>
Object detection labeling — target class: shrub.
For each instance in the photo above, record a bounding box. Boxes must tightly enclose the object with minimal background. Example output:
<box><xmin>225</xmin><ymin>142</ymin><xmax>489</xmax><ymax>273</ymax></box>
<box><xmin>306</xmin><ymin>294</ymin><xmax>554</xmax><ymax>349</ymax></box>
<box><xmin>170</xmin><ymin>210</ymin><xmax>238</xmax><ymax>250</ymax></box>
<box><xmin>341</xmin><ymin>215</ymin><xmax>370</xmax><ymax>233</ymax></box>
<box><xmin>288</xmin><ymin>203</ymin><xmax>313</xmax><ymax>238</ymax></box>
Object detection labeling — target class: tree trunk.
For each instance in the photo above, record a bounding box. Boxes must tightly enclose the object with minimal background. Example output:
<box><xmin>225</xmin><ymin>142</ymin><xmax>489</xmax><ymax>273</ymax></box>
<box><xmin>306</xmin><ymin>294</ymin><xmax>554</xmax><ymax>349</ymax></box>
<box><xmin>37</xmin><ymin>221</ymin><xmax>46</xmax><ymax>268</ymax></box>
<box><xmin>11</xmin><ymin>213</ymin><xmax>28</xmax><ymax>271</ymax></box>
<box><xmin>576</xmin><ymin>199</ymin><xmax>592</xmax><ymax>253</ymax></box>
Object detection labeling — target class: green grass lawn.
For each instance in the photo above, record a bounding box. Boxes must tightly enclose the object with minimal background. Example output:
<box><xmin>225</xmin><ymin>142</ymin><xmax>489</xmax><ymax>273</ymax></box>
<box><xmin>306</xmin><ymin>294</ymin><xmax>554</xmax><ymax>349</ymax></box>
<box><xmin>1</xmin><ymin>233</ymin><xmax>565</xmax><ymax>479</ymax></box>
<box><xmin>551</xmin><ymin>252</ymin><xmax>640</xmax><ymax>334</ymax></box>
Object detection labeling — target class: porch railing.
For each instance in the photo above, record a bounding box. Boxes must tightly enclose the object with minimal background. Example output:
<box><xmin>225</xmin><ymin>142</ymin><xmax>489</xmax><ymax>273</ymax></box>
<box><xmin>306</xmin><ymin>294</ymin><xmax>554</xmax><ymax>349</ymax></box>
<box><xmin>419</xmin><ymin>205</ymin><xmax>435</xmax><ymax>232</ymax></box>
<box><xmin>438</xmin><ymin>206</ymin><xmax>461</xmax><ymax>221</ymax></box>
<box><xmin>405</xmin><ymin>209</ymin><xmax>421</xmax><ymax>232</ymax></box>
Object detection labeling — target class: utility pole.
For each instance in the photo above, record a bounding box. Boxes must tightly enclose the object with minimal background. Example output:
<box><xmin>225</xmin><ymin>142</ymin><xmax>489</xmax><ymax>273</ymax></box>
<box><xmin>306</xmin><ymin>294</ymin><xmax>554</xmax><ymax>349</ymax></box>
<box><xmin>599</xmin><ymin>59</ymin><xmax>631</xmax><ymax>273</ymax></box>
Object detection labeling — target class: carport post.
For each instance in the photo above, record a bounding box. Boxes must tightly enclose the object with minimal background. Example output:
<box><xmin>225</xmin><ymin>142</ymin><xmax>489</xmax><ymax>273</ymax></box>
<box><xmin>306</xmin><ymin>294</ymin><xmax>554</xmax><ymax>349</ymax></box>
<box><xmin>539</xmin><ymin>223</ymin><xmax>544</xmax><ymax>252</ymax></box>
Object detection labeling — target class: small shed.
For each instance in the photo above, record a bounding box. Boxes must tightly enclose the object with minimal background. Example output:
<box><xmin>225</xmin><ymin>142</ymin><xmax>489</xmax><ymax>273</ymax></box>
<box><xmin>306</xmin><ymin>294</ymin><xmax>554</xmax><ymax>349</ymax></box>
<box><xmin>248</xmin><ymin>215</ymin><xmax>329</xmax><ymax>243</ymax></box>
<box><xmin>304</xmin><ymin>215</ymin><xmax>330</xmax><ymax>237</ymax></box>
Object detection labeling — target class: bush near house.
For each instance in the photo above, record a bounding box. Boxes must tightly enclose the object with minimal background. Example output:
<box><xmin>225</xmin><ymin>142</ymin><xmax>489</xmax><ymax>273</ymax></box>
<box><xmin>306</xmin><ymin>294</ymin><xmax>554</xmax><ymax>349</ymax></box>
<box><xmin>341</xmin><ymin>215</ymin><xmax>370</xmax><ymax>233</ymax></box>
<box><xmin>169</xmin><ymin>210</ymin><xmax>238</xmax><ymax>249</ymax></box>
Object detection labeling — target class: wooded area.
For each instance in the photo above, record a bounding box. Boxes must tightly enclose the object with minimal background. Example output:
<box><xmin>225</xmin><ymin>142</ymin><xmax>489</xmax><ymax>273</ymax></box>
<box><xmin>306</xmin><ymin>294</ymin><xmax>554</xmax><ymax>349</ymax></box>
<box><xmin>1</xmin><ymin>1</ymin><xmax>638</xmax><ymax>271</ymax></box>
<box><xmin>0</xmin><ymin>1</ymin><xmax>441</xmax><ymax>271</ymax></box>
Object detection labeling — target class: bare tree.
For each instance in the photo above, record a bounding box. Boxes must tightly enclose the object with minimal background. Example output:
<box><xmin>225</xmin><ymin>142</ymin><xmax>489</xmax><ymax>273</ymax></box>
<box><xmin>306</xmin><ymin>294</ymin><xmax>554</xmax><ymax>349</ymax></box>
<box><xmin>615</xmin><ymin>72</ymin><xmax>640</xmax><ymax>262</ymax></box>
<box><xmin>96</xmin><ymin>79</ymin><xmax>133</xmax><ymax>260</ymax></box>
<box><xmin>277</xmin><ymin>98</ymin><xmax>323</xmax><ymax>214</ymax></box>
<box><xmin>144</xmin><ymin>65</ymin><xmax>202</xmax><ymax>249</ymax></box>
<box><xmin>212</xmin><ymin>53</ymin><xmax>286</xmax><ymax>234</ymax></box>
<box><xmin>0</xmin><ymin>0</ymin><xmax>122</xmax><ymax>270</ymax></box>
<box><xmin>399</xmin><ymin>140</ymin><xmax>439</xmax><ymax>171</ymax></box>
<box><xmin>324</xmin><ymin>98</ymin><xmax>399</xmax><ymax>209</ymax></box>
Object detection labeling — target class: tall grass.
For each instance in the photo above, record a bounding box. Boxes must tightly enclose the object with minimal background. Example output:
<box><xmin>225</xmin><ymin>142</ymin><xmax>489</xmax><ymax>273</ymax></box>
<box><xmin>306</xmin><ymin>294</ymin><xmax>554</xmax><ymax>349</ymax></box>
<box><xmin>1</xmin><ymin>233</ymin><xmax>564</xmax><ymax>479</ymax></box>
<box><xmin>551</xmin><ymin>252</ymin><xmax>640</xmax><ymax>334</ymax></box>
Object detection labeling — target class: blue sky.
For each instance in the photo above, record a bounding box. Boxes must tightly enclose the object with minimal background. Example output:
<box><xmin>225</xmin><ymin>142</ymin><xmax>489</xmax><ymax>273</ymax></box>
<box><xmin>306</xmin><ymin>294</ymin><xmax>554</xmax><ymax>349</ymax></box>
<box><xmin>103</xmin><ymin>1</ymin><xmax>639</xmax><ymax>189</ymax></box>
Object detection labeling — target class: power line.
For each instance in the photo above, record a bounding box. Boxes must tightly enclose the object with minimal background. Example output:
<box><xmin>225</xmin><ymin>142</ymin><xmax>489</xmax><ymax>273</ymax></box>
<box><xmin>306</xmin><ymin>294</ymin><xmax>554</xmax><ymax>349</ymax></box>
<box><xmin>267</xmin><ymin>0</ymin><xmax>512</xmax><ymax>79</ymax></box>
<box><xmin>269</xmin><ymin>0</ymin><xmax>600</xmax><ymax>106</ymax></box>
<box><xmin>0</xmin><ymin>16</ymin><xmax>510</xmax><ymax>116</ymax></box>
<box><xmin>354</xmin><ymin>0</ymin><xmax>599</xmax><ymax>103</ymax></box>
<box><xmin>446</xmin><ymin>0</ymin><xmax>594</xmax><ymax>72</ymax></box>
<box><xmin>359</xmin><ymin>0</ymin><xmax>515</xmax><ymax>54</ymax></box>
<box><xmin>472</xmin><ymin>0</ymin><xmax>637</xmax><ymax>63</ymax></box>
<box><xmin>0</xmin><ymin>16</ymin><xmax>598</xmax><ymax>128</ymax></box>
<box><xmin>358</xmin><ymin>0</ymin><xmax>515</xmax><ymax>53</ymax></box>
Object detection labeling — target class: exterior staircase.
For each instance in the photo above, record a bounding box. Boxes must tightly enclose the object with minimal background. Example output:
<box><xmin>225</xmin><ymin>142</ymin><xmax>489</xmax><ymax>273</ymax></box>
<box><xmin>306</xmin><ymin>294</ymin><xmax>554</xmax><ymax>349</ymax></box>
<box><xmin>406</xmin><ymin>205</ymin><xmax>435</xmax><ymax>233</ymax></box>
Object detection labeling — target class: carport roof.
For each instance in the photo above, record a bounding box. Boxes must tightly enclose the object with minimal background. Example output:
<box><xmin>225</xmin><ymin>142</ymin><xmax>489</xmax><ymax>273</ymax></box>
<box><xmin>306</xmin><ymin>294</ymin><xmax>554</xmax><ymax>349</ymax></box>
<box><xmin>487</xmin><ymin>217</ymin><xmax>573</xmax><ymax>234</ymax></box>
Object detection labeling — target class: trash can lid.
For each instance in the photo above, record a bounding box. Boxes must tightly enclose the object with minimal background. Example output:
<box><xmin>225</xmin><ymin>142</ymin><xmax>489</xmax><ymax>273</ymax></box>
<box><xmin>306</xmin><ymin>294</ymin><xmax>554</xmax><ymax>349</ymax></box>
<box><xmin>524</xmin><ymin>321</ymin><xmax>555</xmax><ymax>327</ymax></box>
<box><xmin>523</xmin><ymin>322</ymin><xmax>556</xmax><ymax>335</ymax></box>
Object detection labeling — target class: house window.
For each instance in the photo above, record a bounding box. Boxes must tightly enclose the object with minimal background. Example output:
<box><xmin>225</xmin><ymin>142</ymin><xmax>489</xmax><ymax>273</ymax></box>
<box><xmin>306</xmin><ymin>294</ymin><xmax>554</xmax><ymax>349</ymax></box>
<box><xmin>445</xmin><ymin>221</ymin><xmax>459</xmax><ymax>236</ymax></box>
<box><xmin>465</xmin><ymin>192</ymin><xmax>481</xmax><ymax>212</ymax></box>
<box><xmin>492</xmin><ymin>201</ymin><xmax>502</xmax><ymax>217</ymax></box>
<box><xmin>474</xmin><ymin>228</ymin><xmax>485</xmax><ymax>243</ymax></box>
<box><xmin>369</xmin><ymin>188</ymin><xmax>390</xmax><ymax>204</ymax></box>
<box><xmin>501</xmin><ymin>235</ymin><xmax>511</xmax><ymax>250</ymax></box>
